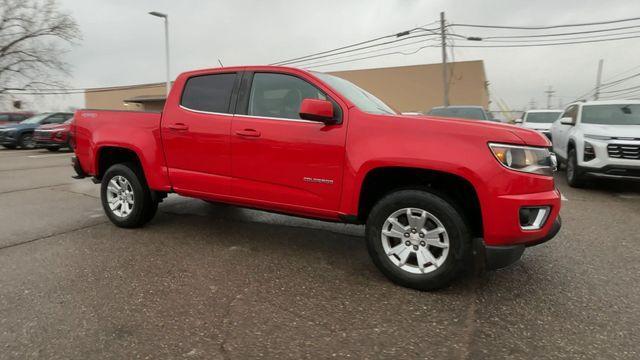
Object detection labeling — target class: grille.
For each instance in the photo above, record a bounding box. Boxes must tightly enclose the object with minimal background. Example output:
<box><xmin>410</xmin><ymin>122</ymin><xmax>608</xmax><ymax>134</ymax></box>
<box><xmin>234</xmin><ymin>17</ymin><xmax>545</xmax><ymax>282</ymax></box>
<box><xmin>608</xmin><ymin>144</ymin><xmax>640</xmax><ymax>160</ymax></box>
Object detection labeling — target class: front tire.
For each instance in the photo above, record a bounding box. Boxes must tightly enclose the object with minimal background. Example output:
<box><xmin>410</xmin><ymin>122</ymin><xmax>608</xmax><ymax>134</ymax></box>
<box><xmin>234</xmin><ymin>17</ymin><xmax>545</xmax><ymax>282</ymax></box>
<box><xmin>46</xmin><ymin>147</ymin><xmax>60</xmax><ymax>152</ymax></box>
<box><xmin>566</xmin><ymin>148</ymin><xmax>586</xmax><ymax>187</ymax></box>
<box><xmin>18</xmin><ymin>133</ymin><xmax>35</xmax><ymax>149</ymax></box>
<box><xmin>365</xmin><ymin>190</ymin><xmax>470</xmax><ymax>291</ymax></box>
<box><xmin>101</xmin><ymin>163</ymin><xmax>158</xmax><ymax>228</ymax></box>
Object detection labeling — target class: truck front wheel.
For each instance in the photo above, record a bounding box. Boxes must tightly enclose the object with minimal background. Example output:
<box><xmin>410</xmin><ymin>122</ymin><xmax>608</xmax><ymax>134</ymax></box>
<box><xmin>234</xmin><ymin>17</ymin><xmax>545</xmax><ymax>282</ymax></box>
<box><xmin>101</xmin><ymin>163</ymin><xmax>158</xmax><ymax>228</ymax></box>
<box><xmin>365</xmin><ymin>190</ymin><xmax>470</xmax><ymax>291</ymax></box>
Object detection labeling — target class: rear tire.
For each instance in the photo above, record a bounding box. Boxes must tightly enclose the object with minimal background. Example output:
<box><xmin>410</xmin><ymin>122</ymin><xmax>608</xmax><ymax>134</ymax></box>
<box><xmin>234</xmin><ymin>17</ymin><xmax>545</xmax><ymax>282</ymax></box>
<box><xmin>101</xmin><ymin>163</ymin><xmax>158</xmax><ymax>228</ymax></box>
<box><xmin>566</xmin><ymin>148</ymin><xmax>586</xmax><ymax>188</ymax></box>
<box><xmin>2</xmin><ymin>145</ymin><xmax>16</xmax><ymax>149</ymax></box>
<box><xmin>365</xmin><ymin>189</ymin><xmax>470</xmax><ymax>291</ymax></box>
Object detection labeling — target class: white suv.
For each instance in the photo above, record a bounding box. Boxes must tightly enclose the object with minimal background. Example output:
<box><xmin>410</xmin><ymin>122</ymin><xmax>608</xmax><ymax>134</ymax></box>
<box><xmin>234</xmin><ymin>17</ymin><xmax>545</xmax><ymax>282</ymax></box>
<box><xmin>517</xmin><ymin>109</ymin><xmax>563</xmax><ymax>141</ymax></box>
<box><xmin>550</xmin><ymin>100</ymin><xmax>640</xmax><ymax>187</ymax></box>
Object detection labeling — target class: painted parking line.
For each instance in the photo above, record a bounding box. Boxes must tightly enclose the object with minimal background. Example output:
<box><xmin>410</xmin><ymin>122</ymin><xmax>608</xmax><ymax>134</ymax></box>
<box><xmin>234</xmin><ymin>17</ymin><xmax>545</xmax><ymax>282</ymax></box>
<box><xmin>27</xmin><ymin>153</ymin><xmax>73</xmax><ymax>159</ymax></box>
<box><xmin>561</xmin><ymin>193</ymin><xmax>568</xmax><ymax>201</ymax></box>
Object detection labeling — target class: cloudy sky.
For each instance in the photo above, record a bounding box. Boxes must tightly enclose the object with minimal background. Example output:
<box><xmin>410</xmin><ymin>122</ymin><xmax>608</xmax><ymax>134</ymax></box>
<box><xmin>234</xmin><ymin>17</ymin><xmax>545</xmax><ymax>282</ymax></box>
<box><xmin>17</xmin><ymin>0</ymin><xmax>640</xmax><ymax>111</ymax></box>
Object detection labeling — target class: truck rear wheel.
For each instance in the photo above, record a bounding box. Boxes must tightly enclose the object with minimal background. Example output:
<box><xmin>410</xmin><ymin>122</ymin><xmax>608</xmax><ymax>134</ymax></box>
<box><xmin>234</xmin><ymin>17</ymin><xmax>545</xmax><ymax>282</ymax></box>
<box><xmin>365</xmin><ymin>190</ymin><xmax>470</xmax><ymax>291</ymax></box>
<box><xmin>101</xmin><ymin>163</ymin><xmax>158</xmax><ymax>228</ymax></box>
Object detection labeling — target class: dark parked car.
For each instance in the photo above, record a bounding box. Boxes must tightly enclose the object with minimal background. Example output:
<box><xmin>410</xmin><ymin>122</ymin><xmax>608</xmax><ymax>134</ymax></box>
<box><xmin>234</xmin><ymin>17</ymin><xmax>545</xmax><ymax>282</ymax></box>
<box><xmin>0</xmin><ymin>112</ymin><xmax>73</xmax><ymax>149</ymax></box>
<box><xmin>428</xmin><ymin>106</ymin><xmax>497</xmax><ymax>122</ymax></box>
<box><xmin>0</xmin><ymin>112</ymin><xmax>34</xmax><ymax>125</ymax></box>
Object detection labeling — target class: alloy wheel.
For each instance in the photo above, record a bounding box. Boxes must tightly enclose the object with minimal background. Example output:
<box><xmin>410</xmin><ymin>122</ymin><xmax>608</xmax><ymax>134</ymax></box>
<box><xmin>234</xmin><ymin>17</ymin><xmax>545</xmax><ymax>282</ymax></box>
<box><xmin>106</xmin><ymin>175</ymin><xmax>134</xmax><ymax>217</ymax></box>
<box><xmin>381</xmin><ymin>208</ymin><xmax>450</xmax><ymax>274</ymax></box>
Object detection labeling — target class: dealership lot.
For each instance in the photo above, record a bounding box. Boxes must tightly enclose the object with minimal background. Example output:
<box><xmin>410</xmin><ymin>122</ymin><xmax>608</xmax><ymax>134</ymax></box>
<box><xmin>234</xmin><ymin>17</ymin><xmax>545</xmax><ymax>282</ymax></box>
<box><xmin>1</xmin><ymin>149</ymin><xmax>639</xmax><ymax>359</ymax></box>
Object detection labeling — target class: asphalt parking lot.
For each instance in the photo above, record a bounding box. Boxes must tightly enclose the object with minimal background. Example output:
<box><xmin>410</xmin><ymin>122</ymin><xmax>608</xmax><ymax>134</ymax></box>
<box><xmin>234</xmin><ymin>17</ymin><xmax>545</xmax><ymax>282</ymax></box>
<box><xmin>1</xmin><ymin>148</ymin><xmax>639</xmax><ymax>359</ymax></box>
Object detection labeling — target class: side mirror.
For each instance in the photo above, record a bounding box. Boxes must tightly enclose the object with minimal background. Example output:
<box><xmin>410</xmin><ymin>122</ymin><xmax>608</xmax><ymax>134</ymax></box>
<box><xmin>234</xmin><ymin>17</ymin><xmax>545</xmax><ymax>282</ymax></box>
<box><xmin>299</xmin><ymin>98</ymin><xmax>334</xmax><ymax>123</ymax></box>
<box><xmin>560</xmin><ymin>117</ymin><xmax>574</xmax><ymax>125</ymax></box>
<box><xmin>514</xmin><ymin>118</ymin><xmax>523</xmax><ymax>124</ymax></box>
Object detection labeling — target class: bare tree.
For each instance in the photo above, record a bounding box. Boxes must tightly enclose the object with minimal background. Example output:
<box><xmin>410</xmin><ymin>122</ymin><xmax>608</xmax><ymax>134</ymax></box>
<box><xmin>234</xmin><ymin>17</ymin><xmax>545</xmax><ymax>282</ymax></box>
<box><xmin>0</xmin><ymin>0</ymin><xmax>80</xmax><ymax>95</ymax></box>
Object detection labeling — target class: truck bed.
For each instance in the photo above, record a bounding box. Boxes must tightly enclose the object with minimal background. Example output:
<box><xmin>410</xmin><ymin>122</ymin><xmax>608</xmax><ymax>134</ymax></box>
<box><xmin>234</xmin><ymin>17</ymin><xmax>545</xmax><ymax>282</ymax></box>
<box><xmin>73</xmin><ymin>109</ymin><xmax>171</xmax><ymax>191</ymax></box>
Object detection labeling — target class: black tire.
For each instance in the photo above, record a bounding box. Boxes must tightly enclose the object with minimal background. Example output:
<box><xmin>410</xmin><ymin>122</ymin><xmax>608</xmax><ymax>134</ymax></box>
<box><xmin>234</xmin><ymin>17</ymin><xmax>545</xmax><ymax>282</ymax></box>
<box><xmin>566</xmin><ymin>148</ymin><xmax>586</xmax><ymax>187</ymax></box>
<box><xmin>365</xmin><ymin>189</ymin><xmax>470</xmax><ymax>291</ymax></box>
<box><xmin>100</xmin><ymin>163</ymin><xmax>158</xmax><ymax>228</ymax></box>
<box><xmin>46</xmin><ymin>147</ymin><xmax>60</xmax><ymax>152</ymax></box>
<box><xmin>2</xmin><ymin>145</ymin><xmax>17</xmax><ymax>149</ymax></box>
<box><xmin>18</xmin><ymin>133</ymin><xmax>35</xmax><ymax>149</ymax></box>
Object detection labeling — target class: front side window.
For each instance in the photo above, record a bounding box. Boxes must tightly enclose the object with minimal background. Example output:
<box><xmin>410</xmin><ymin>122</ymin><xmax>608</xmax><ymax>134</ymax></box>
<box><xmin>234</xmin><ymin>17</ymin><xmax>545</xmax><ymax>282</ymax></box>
<box><xmin>561</xmin><ymin>106</ymin><xmax>577</xmax><ymax>122</ymax></box>
<box><xmin>248</xmin><ymin>73</ymin><xmax>327</xmax><ymax>120</ymax></box>
<box><xmin>582</xmin><ymin>104</ymin><xmax>640</xmax><ymax>125</ymax></box>
<box><xmin>181</xmin><ymin>73</ymin><xmax>237</xmax><ymax>113</ymax></box>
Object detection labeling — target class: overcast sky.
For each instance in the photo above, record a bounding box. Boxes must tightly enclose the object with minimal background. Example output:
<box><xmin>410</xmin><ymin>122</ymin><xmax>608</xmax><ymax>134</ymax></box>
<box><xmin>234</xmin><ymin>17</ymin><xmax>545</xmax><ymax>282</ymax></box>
<box><xmin>20</xmin><ymin>0</ymin><xmax>640</xmax><ymax>112</ymax></box>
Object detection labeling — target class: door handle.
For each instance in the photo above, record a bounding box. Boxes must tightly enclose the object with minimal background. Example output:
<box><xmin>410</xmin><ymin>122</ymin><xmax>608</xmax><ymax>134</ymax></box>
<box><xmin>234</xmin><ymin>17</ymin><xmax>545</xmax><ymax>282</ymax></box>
<box><xmin>168</xmin><ymin>123</ymin><xmax>189</xmax><ymax>131</ymax></box>
<box><xmin>235</xmin><ymin>129</ymin><xmax>261</xmax><ymax>137</ymax></box>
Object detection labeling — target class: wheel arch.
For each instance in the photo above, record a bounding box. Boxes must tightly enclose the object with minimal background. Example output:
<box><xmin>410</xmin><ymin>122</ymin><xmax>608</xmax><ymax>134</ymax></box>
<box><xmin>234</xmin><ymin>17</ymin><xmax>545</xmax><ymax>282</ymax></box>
<box><xmin>355</xmin><ymin>166</ymin><xmax>483</xmax><ymax>239</ymax></box>
<box><xmin>95</xmin><ymin>145</ymin><xmax>146</xmax><ymax>182</ymax></box>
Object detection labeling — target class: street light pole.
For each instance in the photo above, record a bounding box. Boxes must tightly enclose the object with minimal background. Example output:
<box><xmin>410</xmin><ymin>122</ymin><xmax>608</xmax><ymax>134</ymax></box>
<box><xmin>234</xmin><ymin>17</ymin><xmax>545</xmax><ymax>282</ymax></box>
<box><xmin>149</xmin><ymin>11</ymin><xmax>170</xmax><ymax>96</ymax></box>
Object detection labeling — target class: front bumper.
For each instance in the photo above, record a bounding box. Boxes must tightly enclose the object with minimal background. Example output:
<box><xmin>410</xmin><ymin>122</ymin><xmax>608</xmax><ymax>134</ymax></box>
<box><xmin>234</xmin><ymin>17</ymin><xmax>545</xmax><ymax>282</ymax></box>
<box><xmin>477</xmin><ymin>216</ymin><xmax>562</xmax><ymax>270</ymax></box>
<box><xmin>0</xmin><ymin>133</ymin><xmax>18</xmax><ymax>146</ymax></box>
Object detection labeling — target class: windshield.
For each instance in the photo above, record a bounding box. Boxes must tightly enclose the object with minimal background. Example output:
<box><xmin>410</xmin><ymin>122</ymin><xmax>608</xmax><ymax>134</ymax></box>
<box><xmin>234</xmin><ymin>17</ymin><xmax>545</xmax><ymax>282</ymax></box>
<box><xmin>582</xmin><ymin>104</ymin><xmax>640</xmax><ymax>125</ymax></box>
<box><xmin>428</xmin><ymin>107</ymin><xmax>486</xmax><ymax>120</ymax></box>
<box><xmin>20</xmin><ymin>113</ymin><xmax>50</xmax><ymax>124</ymax></box>
<box><xmin>525</xmin><ymin>111</ymin><xmax>562</xmax><ymax>123</ymax></box>
<box><xmin>312</xmin><ymin>72</ymin><xmax>396</xmax><ymax>115</ymax></box>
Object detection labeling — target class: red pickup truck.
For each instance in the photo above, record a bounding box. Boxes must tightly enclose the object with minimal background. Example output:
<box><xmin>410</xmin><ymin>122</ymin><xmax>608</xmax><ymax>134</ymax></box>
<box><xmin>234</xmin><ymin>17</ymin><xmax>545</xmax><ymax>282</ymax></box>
<box><xmin>71</xmin><ymin>66</ymin><xmax>561</xmax><ymax>290</ymax></box>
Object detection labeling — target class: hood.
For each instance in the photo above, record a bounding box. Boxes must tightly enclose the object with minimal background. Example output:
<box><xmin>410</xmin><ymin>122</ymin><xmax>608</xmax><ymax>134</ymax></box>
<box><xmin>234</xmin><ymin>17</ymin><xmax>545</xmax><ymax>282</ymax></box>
<box><xmin>404</xmin><ymin>115</ymin><xmax>551</xmax><ymax>147</ymax></box>
<box><xmin>580</xmin><ymin>123</ymin><xmax>640</xmax><ymax>139</ymax></box>
<box><xmin>0</xmin><ymin>122</ymin><xmax>38</xmax><ymax>131</ymax></box>
<box><xmin>523</xmin><ymin>122</ymin><xmax>552</xmax><ymax>131</ymax></box>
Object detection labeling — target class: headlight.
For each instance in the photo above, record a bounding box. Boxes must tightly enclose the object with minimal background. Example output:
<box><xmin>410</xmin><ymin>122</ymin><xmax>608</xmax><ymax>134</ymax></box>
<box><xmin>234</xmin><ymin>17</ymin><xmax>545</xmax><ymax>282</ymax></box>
<box><xmin>488</xmin><ymin>143</ymin><xmax>555</xmax><ymax>176</ymax></box>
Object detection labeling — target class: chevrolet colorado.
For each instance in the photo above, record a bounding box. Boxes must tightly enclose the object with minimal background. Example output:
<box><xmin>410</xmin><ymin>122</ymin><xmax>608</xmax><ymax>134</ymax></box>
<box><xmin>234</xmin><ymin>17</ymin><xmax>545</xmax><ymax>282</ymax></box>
<box><xmin>71</xmin><ymin>66</ymin><xmax>561</xmax><ymax>290</ymax></box>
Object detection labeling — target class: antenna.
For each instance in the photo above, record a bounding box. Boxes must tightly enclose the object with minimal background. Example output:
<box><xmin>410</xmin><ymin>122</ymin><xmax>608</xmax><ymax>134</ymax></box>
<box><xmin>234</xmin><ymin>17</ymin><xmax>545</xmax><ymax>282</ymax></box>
<box><xmin>217</xmin><ymin>59</ymin><xmax>224</xmax><ymax>67</ymax></box>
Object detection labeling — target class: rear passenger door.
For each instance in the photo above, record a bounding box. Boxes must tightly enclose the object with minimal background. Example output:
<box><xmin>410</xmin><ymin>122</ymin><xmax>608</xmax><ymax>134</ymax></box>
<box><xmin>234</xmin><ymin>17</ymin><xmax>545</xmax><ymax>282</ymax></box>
<box><xmin>230</xmin><ymin>71</ymin><xmax>347</xmax><ymax>216</ymax></box>
<box><xmin>162</xmin><ymin>72</ymin><xmax>240</xmax><ymax>196</ymax></box>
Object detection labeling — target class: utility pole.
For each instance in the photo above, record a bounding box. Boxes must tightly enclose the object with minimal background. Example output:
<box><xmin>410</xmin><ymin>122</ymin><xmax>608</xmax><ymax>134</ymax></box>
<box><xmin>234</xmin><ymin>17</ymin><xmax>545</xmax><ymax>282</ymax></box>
<box><xmin>528</xmin><ymin>99</ymin><xmax>537</xmax><ymax>110</ymax></box>
<box><xmin>544</xmin><ymin>86</ymin><xmax>555</xmax><ymax>109</ymax></box>
<box><xmin>440</xmin><ymin>11</ymin><xmax>449</xmax><ymax>107</ymax></box>
<box><xmin>594</xmin><ymin>59</ymin><xmax>604</xmax><ymax>100</ymax></box>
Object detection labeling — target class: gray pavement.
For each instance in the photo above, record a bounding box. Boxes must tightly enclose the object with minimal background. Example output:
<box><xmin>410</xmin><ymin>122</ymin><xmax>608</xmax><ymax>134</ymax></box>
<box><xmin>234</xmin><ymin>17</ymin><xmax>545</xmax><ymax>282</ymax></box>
<box><xmin>1</xmin><ymin>148</ymin><xmax>639</xmax><ymax>359</ymax></box>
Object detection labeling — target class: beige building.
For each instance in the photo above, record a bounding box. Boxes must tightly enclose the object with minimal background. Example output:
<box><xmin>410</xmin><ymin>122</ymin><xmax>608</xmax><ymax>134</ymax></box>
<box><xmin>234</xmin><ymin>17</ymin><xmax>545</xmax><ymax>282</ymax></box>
<box><xmin>84</xmin><ymin>60</ymin><xmax>489</xmax><ymax>113</ymax></box>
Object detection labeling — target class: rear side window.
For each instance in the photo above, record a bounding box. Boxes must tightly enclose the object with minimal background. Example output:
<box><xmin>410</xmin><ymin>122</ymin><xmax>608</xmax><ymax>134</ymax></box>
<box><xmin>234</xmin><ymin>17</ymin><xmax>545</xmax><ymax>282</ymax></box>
<box><xmin>181</xmin><ymin>73</ymin><xmax>236</xmax><ymax>113</ymax></box>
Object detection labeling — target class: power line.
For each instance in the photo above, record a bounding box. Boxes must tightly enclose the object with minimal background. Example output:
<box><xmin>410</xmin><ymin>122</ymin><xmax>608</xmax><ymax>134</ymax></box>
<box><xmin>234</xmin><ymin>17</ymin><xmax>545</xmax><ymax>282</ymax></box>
<box><xmin>453</xmin><ymin>34</ymin><xmax>640</xmax><ymax>47</ymax></box>
<box><xmin>449</xmin><ymin>16</ymin><xmax>640</xmax><ymax>30</ymax></box>
<box><xmin>475</xmin><ymin>29</ymin><xmax>640</xmax><ymax>43</ymax></box>
<box><xmin>275</xmin><ymin>33</ymin><xmax>439</xmax><ymax>67</ymax></box>
<box><xmin>296</xmin><ymin>38</ymin><xmax>439</xmax><ymax>68</ymax></box>
<box><xmin>600</xmin><ymin>83</ymin><xmax>640</xmax><ymax>94</ymax></box>
<box><xmin>480</xmin><ymin>23</ymin><xmax>640</xmax><ymax>39</ymax></box>
<box><xmin>305</xmin><ymin>43</ymin><xmax>440</xmax><ymax>70</ymax></box>
<box><xmin>270</xmin><ymin>21</ymin><xmax>439</xmax><ymax>65</ymax></box>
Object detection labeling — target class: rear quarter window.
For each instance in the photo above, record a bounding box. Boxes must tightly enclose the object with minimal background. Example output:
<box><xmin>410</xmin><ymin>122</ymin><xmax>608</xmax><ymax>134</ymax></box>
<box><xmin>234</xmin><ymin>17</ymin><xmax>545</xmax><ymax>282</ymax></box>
<box><xmin>181</xmin><ymin>73</ymin><xmax>237</xmax><ymax>113</ymax></box>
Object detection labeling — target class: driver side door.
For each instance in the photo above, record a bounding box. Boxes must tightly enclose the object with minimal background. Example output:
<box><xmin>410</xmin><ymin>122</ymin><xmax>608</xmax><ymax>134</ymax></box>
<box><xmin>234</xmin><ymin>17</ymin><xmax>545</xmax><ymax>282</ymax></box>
<box><xmin>230</xmin><ymin>71</ymin><xmax>347</xmax><ymax>217</ymax></box>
